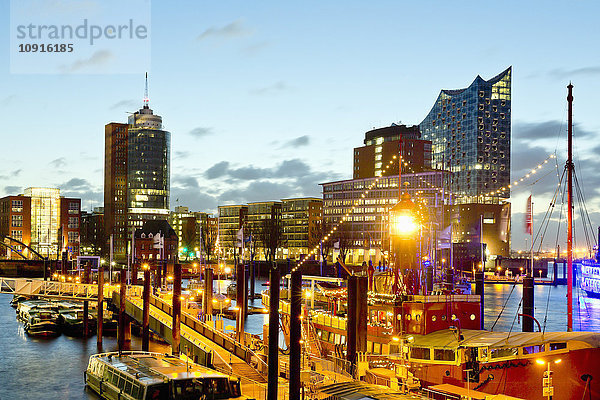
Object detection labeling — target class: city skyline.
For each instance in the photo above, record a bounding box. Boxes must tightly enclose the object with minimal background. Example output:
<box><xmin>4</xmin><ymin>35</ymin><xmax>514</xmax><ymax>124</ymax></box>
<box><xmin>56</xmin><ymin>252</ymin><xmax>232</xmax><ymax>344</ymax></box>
<box><xmin>1</xmin><ymin>1</ymin><xmax>600</xmax><ymax>251</ymax></box>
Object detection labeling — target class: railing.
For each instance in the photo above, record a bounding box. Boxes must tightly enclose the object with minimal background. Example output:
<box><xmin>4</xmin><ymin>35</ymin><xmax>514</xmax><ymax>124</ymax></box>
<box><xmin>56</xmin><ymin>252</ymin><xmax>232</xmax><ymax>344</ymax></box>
<box><xmin>0</xmin><ymin>277</ymin><xmax>142</xmax><ymax>300</ymax></box>
<box><xmin>148</xmin><ymin>294</ymin><xmax>268</xmax><ymax>377</ymax></box>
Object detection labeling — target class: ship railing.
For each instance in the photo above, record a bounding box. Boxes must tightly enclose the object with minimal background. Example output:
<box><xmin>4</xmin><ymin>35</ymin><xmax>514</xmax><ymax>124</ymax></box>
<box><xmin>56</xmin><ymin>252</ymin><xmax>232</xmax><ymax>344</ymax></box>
<box><xmin>420</xmin><ymin>387</ymin><xmax>461</xmax><ymax>400</ymax></box>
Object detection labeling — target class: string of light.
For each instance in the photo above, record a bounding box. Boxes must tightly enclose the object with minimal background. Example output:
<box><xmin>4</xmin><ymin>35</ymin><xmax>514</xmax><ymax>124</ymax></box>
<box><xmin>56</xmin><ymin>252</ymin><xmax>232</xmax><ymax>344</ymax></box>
<box><xmin>291</xmin><ymin>152</ymin><xmax>557</xmax><ymax>273</ymax></box>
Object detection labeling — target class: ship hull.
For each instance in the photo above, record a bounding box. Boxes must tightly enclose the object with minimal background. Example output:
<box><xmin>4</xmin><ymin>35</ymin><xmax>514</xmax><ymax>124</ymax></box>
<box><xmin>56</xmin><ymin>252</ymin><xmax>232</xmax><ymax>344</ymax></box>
<box><xmin>409</xmin><ymin>347</ymin><xmax>600</xmax><ymax>400</ymax></box>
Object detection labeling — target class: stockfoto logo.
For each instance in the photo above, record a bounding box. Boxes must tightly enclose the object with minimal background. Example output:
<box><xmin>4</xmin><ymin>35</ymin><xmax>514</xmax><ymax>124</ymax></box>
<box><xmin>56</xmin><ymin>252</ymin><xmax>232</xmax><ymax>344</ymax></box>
<box><xmin>15</xmin><ymin>19</ymin><xmax>148</xmax><ymax>45</ymax></box>
<box><xmin>10</xmin><ymin>0</ymin><xmax>151</xmax><ymax>74</ymax></box>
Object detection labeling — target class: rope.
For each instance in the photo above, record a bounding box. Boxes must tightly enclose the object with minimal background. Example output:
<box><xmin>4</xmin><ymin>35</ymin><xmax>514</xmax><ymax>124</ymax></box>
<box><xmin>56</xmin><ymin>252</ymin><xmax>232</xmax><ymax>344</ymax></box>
<box><xmin>490</xmin><ymin>281</ymin><xmax>518</xmax><ymax>332</ymax></box>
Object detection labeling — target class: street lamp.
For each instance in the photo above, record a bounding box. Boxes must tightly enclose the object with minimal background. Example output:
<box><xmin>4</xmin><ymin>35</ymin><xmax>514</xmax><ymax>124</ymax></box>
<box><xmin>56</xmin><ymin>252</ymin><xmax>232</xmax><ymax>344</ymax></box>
<box><xmin>389</xmin><ymin>192</ymin><xmax>420</xmax><ymax>294</ymax></box>
<box><xmin>536</xmin><ymin>358</ymin><xmax>561</xmax><ymax>399</ymax></box>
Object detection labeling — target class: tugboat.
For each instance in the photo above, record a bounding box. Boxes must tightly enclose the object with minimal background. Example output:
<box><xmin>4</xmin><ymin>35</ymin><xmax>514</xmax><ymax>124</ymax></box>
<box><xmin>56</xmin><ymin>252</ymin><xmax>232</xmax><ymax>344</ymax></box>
<box><xmin>85</xmin><ymin>351</ymin><xmax>246</xmax><ymax>400</ymax></box>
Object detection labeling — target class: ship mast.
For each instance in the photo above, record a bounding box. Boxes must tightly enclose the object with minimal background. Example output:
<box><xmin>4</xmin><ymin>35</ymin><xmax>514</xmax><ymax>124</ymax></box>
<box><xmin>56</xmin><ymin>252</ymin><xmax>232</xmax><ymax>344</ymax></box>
<box><xmin>567</xmin><ymin>83</ymin><xmax>574</xmax><ymax>332</ymax></box>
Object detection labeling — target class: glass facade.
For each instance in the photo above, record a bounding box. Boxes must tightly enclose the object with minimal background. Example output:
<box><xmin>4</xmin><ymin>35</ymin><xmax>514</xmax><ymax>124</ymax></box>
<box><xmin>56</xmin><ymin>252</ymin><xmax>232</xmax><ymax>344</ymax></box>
<box><xmin>24</xmin><ymin>187</ymin><xmax>60</xmax><ymax>256</ymax></box>
<box><xmin>127</xmin><ymin>106</ymin><xmax>171</xmax><ymax>233</ymax></box>
<box><xmin>420</xmin><ymin>67</ymin><xmax>511</xmax><ymax>204</ymax></box>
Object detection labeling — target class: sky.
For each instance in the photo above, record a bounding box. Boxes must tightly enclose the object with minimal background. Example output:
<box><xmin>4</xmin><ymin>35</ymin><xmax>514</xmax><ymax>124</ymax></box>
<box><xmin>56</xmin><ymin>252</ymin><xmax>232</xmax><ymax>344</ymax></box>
<box><xmin>1</xmin><ymin>0</ymin><xmax>599</xmax><ymax>251</ymax></box>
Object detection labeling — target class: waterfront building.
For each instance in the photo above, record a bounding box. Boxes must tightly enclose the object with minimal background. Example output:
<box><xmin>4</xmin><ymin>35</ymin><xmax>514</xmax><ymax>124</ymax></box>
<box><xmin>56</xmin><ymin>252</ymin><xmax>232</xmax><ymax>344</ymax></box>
<box><xmin>353</xmin><ymin>124</ymin><xmax>431</xmax><ymax>179</ymax></box>
<box><xmin>24</xmin><ymin>187</ymin><xmax>61</xmax><ymax>258</ymax></box>
<box><xmin>59</xmin><ymin>197</ymin><xmax>81</xmax><ymax>259</ymax></box>
<box><xmin>0</xmin><ymin>195</ymin><xmax>32</xmax><ymax>259</ymax></box>
<box><xmin>80</xmin><ymin>207</ymin><xmax>104</xmax><ymax>256</ymax></box>
<box><xmin>321</xmin><ymin>171</ymin><xmax>451</xmax><ymax>264</ymax></box>
<box><xmin>1</xmin><ymin>189</ymin><xmax>82</xmax><ymax>260</ymax></box>
<box><xmin>419</xmin><ymin>67</ymin><xmax>511</xmax><ymax>204</ymax></box>
<box><xmin>133</xmin><ymin>220</ymin><xmax>177</xmax><ymax>265</ymax></box>
<box><xmin>104</xmin><ymin>75</ymin><xmax>171</xmax><ymax>262</ymax></box>
<box><xmin>168</xmin><ymin>206</ymin><xmax>215</xmax><ymax>260</ymax></box>
<box><xmin>247</xmin><ymin>201</ymin><xmax>282</xmax><ymax>260</ymax></box>
<box><xmin>104</xmin><ymin>122</ymin><xmax>129</xmax><ymax>259</ymax></box>
<box><xmin>419</xmin><ymin>67</ymin><xmax>512</xmax><ymax>259</ymax></box>
<box><xmin>281</xmin><ymin>197</ymin><xmax>322</xmax><ymax>259</ymax></box>
<box><xmin>217</xmin><ymin>205</ymin><xmax>247</xmax><ymax>260</ymax></box>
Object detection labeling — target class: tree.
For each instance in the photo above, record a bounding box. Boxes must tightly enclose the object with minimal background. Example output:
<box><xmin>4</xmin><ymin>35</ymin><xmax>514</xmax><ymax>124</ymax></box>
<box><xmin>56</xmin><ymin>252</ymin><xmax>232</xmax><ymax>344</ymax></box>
<box><xmin>201</xmin><ymin>220</ymin><xmax>218</xmax><ymax>264</ymax></box>
<box><xmin>334</xmin><ymin>222</ymin><xmax>352</xmax><ymax>264</ymax></box>
<box><xmin>257</xmin><ymin>210</ymin><xmax>286</xmax><ymax>266</ymax></box>
<box><xmin>310</xmin><ymin>219</ymin><xmax>333</xmax><ymax>270</ymax></box>
<box><xmin>180</xmin><ymin>217</ymin><xmax>196</xmax><ymax>261</ymax></box>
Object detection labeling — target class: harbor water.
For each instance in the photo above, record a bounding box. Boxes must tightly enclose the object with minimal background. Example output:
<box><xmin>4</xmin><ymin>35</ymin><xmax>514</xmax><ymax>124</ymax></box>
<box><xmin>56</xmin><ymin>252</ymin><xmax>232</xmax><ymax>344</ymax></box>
<box><xmin>0</xmin><ymin>280</ymin><xmax>599</xmax><ymax>399</ymax></box>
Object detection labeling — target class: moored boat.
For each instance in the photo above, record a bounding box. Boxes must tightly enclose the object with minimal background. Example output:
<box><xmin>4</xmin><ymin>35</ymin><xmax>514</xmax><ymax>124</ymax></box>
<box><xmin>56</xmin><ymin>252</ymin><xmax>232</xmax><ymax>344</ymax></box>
<box><xmin>85</xmin><ymin>351</ymin><xmax>246</xmax><ymax>400</ymax></box>
<box><xmin>24</xmin><ymin>308</ymin><xmax>61</xmax><ymax>337</ymax></box>
<box><xmin>58</xmin><ymin>308</ymin><xmax>96</xmax><ymax>336</ymax></box>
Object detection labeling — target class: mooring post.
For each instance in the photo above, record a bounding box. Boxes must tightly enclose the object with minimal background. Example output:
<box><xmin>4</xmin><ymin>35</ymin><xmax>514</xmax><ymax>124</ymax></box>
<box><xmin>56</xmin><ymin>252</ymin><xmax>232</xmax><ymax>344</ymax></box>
<box><xmin>118</xmin><ymin>268</ymin><xmax>127</xmax><ymax>351</ymax></box>
<box><xmin>289</xmin><ymin>268</ymin><xmax>302</xmax><ymax>400</ymax></box>
<box><xmin>236</xmin><ymin>261</ymin><xmax>246</xmax><ymax>342</ymax></box>
<box><xmin>475</xmin><ymin>269</ymin><xmax>485</xmax><ymax>330</ymax></box>
<box><xmin>83</xmin><ymin>262</ymin><xmax>91</xmax><ymax>337</ymax></box>
<box><xmin>204</xmin><ymin>267</ymin><xmax>213</xmax><ymax>317</ymax></box>
<box><xmin>172</xmin><ymin>263</ymin><xmax>182</xmax><ymax>356</ymax></box>
<box><xmin>142</xmin><ymin>263</ymin><xmax>150</xmax><ymax>351</ymax></box>
<box><xmin>522</xmin><ymin>275</ymin><xmax>535</xmax><ymax>332</ymax></box>
<box><xmin>97</xmin><ymin>262</ymin><xmax>104</xmax><ymax>347</ymax></box>
<box><xmin>267</xmin><ymin>264</ymin><xmax>280</xmax><ymax>400</ymax></box>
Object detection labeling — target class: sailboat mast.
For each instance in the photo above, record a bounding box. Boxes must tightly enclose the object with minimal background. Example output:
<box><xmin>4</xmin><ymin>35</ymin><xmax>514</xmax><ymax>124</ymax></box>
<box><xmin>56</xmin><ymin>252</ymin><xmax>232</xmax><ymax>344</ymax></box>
<box><xmin>567</xmin><ymin>83</ymin><xmax>574</xmax><ymax>332</ymax></box>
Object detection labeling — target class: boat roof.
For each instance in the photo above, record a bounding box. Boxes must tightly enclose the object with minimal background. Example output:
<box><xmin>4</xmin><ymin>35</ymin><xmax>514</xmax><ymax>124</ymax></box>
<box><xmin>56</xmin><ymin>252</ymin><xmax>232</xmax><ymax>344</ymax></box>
<box><xmin>407</xmin><ymin>329</ymin><xmax>600</xmax><ymax>349</ymax></box>
<box><xmin>318</xmin><ymin>381</ymin><xmax>420</xmax><ymax>400</ymax></box>
<box><xmin>93</xmin><ymin>352</ymin><xmax>230</xmax><ymax>385</ymax></box>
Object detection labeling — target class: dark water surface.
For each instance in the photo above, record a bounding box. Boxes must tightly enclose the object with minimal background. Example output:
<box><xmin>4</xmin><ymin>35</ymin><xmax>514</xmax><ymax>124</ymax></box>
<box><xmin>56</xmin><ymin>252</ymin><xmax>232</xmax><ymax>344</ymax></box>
<box><xmin>0</xmin><ymin>280</ymin><xmax>599</xmax><ymax>399</ymax></box>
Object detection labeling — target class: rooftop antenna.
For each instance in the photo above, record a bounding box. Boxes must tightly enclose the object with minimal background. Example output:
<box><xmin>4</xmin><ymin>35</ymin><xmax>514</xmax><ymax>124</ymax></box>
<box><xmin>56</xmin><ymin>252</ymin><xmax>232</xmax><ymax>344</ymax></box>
<box><xmin>143</xmin><ymin>72</ymin><xmax>149</xmax><ymax>108</ymax></box>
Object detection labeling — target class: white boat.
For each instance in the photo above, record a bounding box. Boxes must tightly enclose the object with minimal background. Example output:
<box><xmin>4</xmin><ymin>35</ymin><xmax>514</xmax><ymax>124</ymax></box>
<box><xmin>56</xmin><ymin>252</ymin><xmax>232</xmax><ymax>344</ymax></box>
<box><xmin>85</xmin><ymin>351</ymin><xmax>246</xmax><ymax>400</ymax></box>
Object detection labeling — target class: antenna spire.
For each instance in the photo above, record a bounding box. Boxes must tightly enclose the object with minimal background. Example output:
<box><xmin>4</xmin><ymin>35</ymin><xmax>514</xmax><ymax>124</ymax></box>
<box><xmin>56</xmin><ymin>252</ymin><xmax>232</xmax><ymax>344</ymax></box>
<box><xmin>143</xmin><ymin>72</ymin><xmax>149</xmax><ymax>108</ymax></box>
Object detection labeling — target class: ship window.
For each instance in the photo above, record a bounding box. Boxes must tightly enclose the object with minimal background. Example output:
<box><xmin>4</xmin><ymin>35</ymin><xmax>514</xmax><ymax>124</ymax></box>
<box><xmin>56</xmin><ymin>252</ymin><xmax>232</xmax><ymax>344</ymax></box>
<box><xmin>434</xmin><ymin>349</ymin><xmax>455</xmax><ymax>361</ymax></box>
<box><xmin>523</xmin><ymin>344</ymin><xmax>545</xmax><ymax>354</ymax></box>
<box><xmin>549</xmin><ymin>342</ymin><xmax>567</xmax><ymax>351</ymax></box>
<box><xmin>490</xmin><ymin>348</ymin><xmax>518</xmax><ymax>358</ymax></box>
<box><xmin>410</xmin><ymin>347</ymin><xmax>431</xmax><ymax>360</ymax></box>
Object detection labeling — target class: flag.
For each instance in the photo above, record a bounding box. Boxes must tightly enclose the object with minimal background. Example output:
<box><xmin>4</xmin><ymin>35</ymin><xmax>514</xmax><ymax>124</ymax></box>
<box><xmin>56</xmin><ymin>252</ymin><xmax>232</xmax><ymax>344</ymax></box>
<box><xmin>525</xmin><ymin>195</ymin><xmax>532</xmax><ymax>235</ymax></box>
<box><xmin>236</xmin><ymin>227</ymin><xmax>243</xmax><ymax>248</ymax></box>
<box><xmin>153</xmin><ymin>232</ymin><xmax>164</xmax><ymax>249</ymax></box>
<box><xmin>244</xmin><ymin>234</ymin><xmax>252</xmax><ymax>243</ymax></box>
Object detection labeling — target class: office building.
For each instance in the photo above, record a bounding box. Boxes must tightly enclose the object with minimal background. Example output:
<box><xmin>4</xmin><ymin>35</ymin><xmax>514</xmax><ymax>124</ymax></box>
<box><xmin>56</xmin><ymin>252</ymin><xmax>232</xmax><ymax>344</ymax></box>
<box><xmin>281</xmin><ymin>197</ymin><xmax>322</xmax><ymax>258</ymax></box>
<box><xmin>321</xmin><ymin>171</ymin><xmax>451</xmax><ymax>264</ymax></box>
<box><xmin>59</xmin><ymin>197</ymin><xmax>81</xmax><ymax>259</ymax></box>
<box><xmin>419</xmin><ymin>67</ymin><xmax>511</xmax><ymax>204</ymax></box>
<box><xmin>25</xmin><ymin>187</ymin><xmax>61</xmax><ymax>258</ymax></box>
<box><xmin>217</xmin><ymin>205</ymin><xmax>248</xmax><ymax>260</ymax></box>
<box><xmin>0</xmin><ymin>195</ymin><xmax>32</xmax><ymax>259</ymax></box>
<box><xmin>168</xmin><ymin>206</ymin><xmax>216</xmax><ymax>260</ymax></box>
<box><xmin>104</xmin><ymin>76</ymin><xmax>171</xmax><ymax>262</ymax></box>
<box><xmin>80</xmin><ymin>207</ymin><xmax>105</xmax><ymax>256</ymax></box>
<box><xmin>353</xmin><ymin>124</ymin><xmax>431</xmax><ymax>179</ymax></box>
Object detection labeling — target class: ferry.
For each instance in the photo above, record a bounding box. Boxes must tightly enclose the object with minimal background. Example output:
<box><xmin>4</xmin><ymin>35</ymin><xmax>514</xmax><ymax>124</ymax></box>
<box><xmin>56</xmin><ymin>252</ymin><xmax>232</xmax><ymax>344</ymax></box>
<box><xmin>580</xmin><ymin>259</ymin><xmax>600</xmax><ymax>298</ymax></box>
<box><xmin>85</xmin><ymin>351</ymin><xmax>245</xmax><ymax>400</ymax></box>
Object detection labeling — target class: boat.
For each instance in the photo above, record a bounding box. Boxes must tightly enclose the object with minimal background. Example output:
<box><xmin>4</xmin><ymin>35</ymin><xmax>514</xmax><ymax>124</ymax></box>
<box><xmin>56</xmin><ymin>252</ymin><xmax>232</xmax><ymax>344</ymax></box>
<box><xmin>10</xmin><ymin>294</ymin><xmax>30</xmax><ymax>308</ymax></box>
<box><xmin>85</xmin><ymin>351</ymin><xmax>246</xmax><ymax>400</ymax></box>
<box><xmin>24</xmin><ymin>308</ymin><xmax>61</xmax><ymax>337</ymax></box>
<box><xmin>270</xmin><ymin>84</ymin><xmax>600</xmax><ymax>399</ymax></box>
<box><xmin>17</xmin><ymin>300</ymin><xmax>57</xmax><ymax>321</ymax></box>
<box><xmin>58</xmin><ymin>308</ymin><xmax>96</xmax><ymax>336</ymax></box>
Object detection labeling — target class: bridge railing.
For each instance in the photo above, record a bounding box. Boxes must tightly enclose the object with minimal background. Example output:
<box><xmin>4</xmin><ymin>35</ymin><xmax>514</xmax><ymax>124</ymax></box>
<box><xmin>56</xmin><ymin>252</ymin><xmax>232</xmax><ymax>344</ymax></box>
<box><xmin>0</xmin><ymin>277</ymin><xmax>144</xmax><ymax>300</ymax></box>
<box><xmin>149</xmin><ymin>294</ymin><xmax>268</xmax><ymax>376</ymax></box>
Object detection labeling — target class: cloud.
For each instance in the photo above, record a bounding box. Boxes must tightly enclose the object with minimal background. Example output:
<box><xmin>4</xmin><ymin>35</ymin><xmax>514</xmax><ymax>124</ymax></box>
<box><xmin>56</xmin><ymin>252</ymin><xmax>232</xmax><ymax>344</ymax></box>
<box><xmin>280</xmin><ymin>135</ymin><xmax>310</xmax><ymax>149</ymax></box>
<box><xmin>50</xmin><ymin>157</ymin><xmax>67</xmax><ymax>168</ymax></box>
<box><xmin>57</xmin><ymin>178</ymin><xmax>103</xmax><ymax>207</ymax></box>
<box><xmin>60</xmin><ymin>178</ymin><xmax>91</xmax><ymax>191</ymax></box>
<box><xmin>205</xmin><ymin>161</ymin><xmax>230</xmax><ymax>179</ymax></box>
<box><xmin>4</xmin><ymin>186</ymin><xmax>21</xmax><ymax>195</ymax></box>
<box><xmin>1</xmin><ymin>95</ymin><xmax>16</xmax><ymax>106</ymax></box>
<box><xmin>197</xmin><ymin>20</ymin><xmax>251</xmax><ymax>41</ymax></box>
<box><xmin>189</xmin><ymin>127</ymin><xmax>214</xmax><ymax>138</ymax></box>
<box><xmin>549</xmin><ymin>66</ymin><xmax>600</xmax><ymax>79</ymax></box>
<box><xmin>242</xmin><ymin>41</ymin><xmax>269</xmax><ymax>56</ymax></box>
<box><xmin>11</xmin><ymin>169</ymin><xmax>22</xmax><ymax>177</ymax></box>
<box><xmin>61</xmin><ymin>50</ymin><xmax>114</xmax><ymax>72</ymax></box>
<box><xmin>171</xmin><ymin>187</ymin><xmax>219</xmax><ymax>212</ymax></box>
<box><xmin>250</xmin><ymin>81</ymin><xmax>289</xmax><ymax>95</ymax></box>
<box><xmin>110</xmin><ymin>99</ymin><xmax>137</xmax><ymax>110</ymax></box>
<box><xmin>175</xmin><ymin>151</ymin><xmax>191</xmax><ymax>159</ymax></box>
<box><xmin>513</xmin><ymin>120</ymin><xmax>594</xmax><ymax>142</ymax></box>
<box><xmin>172</xmin><ymin>176</ymin><xmax>199</xmax><ymax>190</ymax></box>
<box><xmin>219</xmin><ymin>181</ymin><xmax>299</xmax><ymax>204</ymax></box>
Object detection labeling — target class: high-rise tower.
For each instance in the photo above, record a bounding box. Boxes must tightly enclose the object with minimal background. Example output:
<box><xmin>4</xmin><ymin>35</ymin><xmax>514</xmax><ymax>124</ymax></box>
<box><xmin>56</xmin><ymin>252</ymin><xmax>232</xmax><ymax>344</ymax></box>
<box><xmin>419</xmin><ymin>67</ymin><xmax>511</xmax><ymax>204</ymax></box>
<box><xmin>104</xmin><ymin>74</ymin><xmax>171</xmax><ymax>261</ymax></box>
